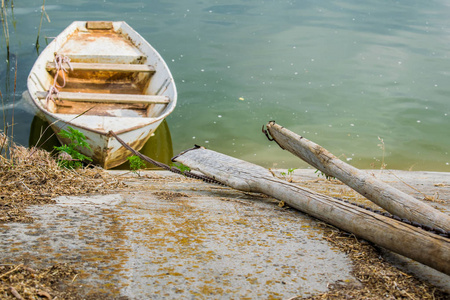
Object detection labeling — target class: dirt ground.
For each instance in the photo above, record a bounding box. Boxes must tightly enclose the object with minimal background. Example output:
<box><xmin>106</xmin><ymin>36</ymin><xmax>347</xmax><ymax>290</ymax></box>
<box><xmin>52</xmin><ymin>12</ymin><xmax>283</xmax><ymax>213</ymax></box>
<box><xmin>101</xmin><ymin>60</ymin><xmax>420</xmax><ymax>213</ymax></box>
<box><xmin>0</xmin><ymin>141</ymin><xmax>449</xmax><ymax>299</ymax></box>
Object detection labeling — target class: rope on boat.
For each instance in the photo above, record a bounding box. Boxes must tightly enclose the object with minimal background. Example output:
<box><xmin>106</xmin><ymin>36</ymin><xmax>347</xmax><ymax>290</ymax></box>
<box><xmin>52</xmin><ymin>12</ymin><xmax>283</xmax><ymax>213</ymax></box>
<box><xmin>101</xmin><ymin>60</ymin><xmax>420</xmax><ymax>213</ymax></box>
<box><xmin>45</xmin><ymin>54</ymin><xmax>73</xmax><ymax>107</ymax></box>
<box><xmin>108</xmin><ymin>130</ymin><xmax>225</xmax><ymax>186</ymax></box>
<box><xmin>45</xmin><ymin>85</ymin><xmax>60</xmax><ymax>105</ymax></box>
<box><xmin>53</xmin><ymin>54</ymin><xmax>73</xmax><ymax>88</ymax></box>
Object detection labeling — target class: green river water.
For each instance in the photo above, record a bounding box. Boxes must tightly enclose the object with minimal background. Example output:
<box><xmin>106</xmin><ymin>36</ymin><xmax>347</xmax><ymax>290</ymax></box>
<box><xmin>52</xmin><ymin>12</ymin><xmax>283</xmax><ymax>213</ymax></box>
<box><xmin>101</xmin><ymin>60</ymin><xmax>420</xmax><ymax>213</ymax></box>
<box><xmin>1</xmin><ymin>0</ymin><xmax>449</xmax><ymax>171</ymax></box>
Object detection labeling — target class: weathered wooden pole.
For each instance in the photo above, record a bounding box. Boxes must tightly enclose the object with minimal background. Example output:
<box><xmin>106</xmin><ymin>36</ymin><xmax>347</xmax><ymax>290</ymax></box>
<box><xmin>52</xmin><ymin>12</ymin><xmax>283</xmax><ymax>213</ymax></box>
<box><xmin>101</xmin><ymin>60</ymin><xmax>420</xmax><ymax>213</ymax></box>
<box><xmin>265</xmin><ymin>121</ymin><xmax>450</xmax><ymax>232</ymax></box>
<box><xmin>173</xmin><ymin>147</ymin><xmax>450</xmax><ymax>275</ymax></box>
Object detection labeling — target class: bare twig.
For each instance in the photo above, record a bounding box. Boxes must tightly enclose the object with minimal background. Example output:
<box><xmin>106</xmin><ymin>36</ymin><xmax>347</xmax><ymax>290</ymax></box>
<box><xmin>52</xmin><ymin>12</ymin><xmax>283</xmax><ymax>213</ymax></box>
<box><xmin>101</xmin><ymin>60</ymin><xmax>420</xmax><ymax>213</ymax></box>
<box><xmin>0</xmin><ymin>264</ymin><xmax>22</xmax><ymax>279</ymax></box>
<box><xmin>387</xmin><ymin>170</ymin><xmax>444</xmax><ymax>203</ymax></box>
<box><xmin>9</xmin><ymin>286</ymin><xmax>24</xmax><ymax>300</ymax></box>
<box><xmin>37</xmin><ymin>290</ymin><xmax>52</xmax><ymax>299</ymax></box>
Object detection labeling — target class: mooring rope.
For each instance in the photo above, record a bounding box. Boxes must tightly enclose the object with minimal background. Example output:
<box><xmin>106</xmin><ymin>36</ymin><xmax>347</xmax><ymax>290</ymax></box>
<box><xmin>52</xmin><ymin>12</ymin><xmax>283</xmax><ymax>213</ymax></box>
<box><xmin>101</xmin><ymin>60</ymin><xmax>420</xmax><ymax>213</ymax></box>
<box><xmin>53</xmin><ymin>54</ymin><xmax>73</xmax><ymax>87</ymax></box>
<box><xmin>45</xmin><ymin>54</ymin><xmax>73</xmax><ymax>107</ymax></box>
<box><xmin>332</xmin><ymin>196</ymin><xmax>450</xmax><ymax>239</ymax></box>
<box><xmin>108</xmin><ymin>130</ymin><xmax>225</xmax><ymax>186</ymax></box>
<box><xmin>45</xmin><ymin>85</ymin><xmax>60</xmax><ymax>105</ymax></box>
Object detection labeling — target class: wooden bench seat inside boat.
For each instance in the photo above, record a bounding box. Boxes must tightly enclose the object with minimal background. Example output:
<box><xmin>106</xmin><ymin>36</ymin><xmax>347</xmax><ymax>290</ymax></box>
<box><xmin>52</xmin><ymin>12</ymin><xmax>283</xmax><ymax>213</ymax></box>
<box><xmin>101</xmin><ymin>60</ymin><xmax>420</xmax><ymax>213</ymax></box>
<box><xmin>46</xmin><ymin>62</ymin><xmax>156</xmax><ymax>73</ymax></box>
<box><xmin>36</xmin><ymin>91</ymin><xmax>169</xmax><ymax>104</ymax></box>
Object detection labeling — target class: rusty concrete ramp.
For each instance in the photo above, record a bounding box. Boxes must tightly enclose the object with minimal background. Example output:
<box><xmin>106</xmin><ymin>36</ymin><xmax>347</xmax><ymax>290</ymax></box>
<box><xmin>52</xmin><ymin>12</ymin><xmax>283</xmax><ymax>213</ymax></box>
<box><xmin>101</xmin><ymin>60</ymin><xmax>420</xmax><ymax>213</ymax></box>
<box><xmin>1</xmin><ymin>169</ymin><xmax>449</xmax><ymax>298</ymax></box>
<box><xmin>0</xmin><ymin>171</ymin><xmax>358</xmax><ymax>299</ymax></box>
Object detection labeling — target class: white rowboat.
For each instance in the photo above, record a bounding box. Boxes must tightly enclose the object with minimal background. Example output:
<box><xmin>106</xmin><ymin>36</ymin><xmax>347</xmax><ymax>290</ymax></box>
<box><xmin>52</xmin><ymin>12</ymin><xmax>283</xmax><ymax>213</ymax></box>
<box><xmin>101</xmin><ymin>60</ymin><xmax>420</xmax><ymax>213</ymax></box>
<box><xmin>27</xmin><ymin>21</ymin><xmax>177</xmax><ymax>169</ymax></box>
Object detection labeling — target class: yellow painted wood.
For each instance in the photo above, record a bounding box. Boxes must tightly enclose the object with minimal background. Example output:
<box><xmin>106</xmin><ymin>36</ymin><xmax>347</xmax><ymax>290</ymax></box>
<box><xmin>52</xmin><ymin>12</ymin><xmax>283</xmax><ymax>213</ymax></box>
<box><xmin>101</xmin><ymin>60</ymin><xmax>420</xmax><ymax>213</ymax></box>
<box><xmin>86</xmin><ymin>21</ymin><xmax>113</xmax><ymax>30</ymax></box>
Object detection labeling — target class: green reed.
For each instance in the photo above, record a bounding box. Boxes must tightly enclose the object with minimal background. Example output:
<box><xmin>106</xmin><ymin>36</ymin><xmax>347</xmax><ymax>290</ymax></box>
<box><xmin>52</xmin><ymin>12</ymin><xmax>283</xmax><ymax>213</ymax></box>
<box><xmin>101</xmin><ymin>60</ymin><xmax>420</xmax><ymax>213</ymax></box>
<box><xmin>36</xmin><ymin>0</ymin><xmax>50</xmax><ymax>52</ymax></box>
<box><xmin>1</xmin><ymin>0</ymin><xmax>11</xmax><ymax>58</ymax></box>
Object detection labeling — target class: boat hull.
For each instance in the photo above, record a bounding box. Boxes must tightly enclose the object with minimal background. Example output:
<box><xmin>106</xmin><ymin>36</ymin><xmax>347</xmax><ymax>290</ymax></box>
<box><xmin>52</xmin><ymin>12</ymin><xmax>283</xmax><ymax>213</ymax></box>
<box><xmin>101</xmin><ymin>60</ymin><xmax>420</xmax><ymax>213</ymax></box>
<box><xmin>27</xmin><ymin>21</ymin><xmax>177</xmax><ymax>169</ymax></box>
<box><xmin>46</xmin><ymin>116</ymin><xmax>163</xmax><ymax>169</ymax></box>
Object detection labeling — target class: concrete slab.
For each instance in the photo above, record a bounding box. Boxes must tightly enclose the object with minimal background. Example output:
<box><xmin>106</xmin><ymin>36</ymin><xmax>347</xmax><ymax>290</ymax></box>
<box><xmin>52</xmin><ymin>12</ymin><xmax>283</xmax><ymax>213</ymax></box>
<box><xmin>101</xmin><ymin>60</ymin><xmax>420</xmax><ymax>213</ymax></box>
<box><xmin>0</xmin><ymin>172</ymin><xmax>356</xmax><ymax>299</ymax></box>
<box><xmin>0</xmin><ymin>169</ymin><xmax>449</xmax><ymax>298</ymax></box>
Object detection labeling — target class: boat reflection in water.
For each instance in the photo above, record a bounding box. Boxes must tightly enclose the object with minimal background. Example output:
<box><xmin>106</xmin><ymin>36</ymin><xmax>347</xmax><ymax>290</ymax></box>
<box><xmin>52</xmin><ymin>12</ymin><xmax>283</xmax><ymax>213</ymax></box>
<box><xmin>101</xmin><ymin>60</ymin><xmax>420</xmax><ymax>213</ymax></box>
<box><xmin>29</xmin><ymin>115</ymin><xmax>174</xmax><ymax>170</ymax></box>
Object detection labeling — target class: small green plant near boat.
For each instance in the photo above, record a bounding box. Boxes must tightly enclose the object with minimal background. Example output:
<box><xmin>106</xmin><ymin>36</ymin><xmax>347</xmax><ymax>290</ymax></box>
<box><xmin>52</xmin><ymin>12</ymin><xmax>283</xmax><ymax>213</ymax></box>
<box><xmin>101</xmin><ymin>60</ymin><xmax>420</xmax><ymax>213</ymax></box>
<box><xmin>280</xmin><ymin>168</ymin><xmax>296</xmax><ymax>176</ymax></box>
<box><xmin>172</xmin><ymin>162</ymin><xmax>191</xmax><ymax>175</ymax></box>
<box><xmin>280</xmin><ymin>167</ymin><xmax>297</xmax><ymax>182</ymax></box>
<box><xmin>315</xmin><ymin>169</ymin><xmax>335</xmax><ymax>181</ymax></box>
<box><xmin>54</xmin><ymin>127</ymin><xmax>92</xmax><ymax>169</ymax></box>
<box><xmin>127</xmin><ymin>155</ymin><xmax>146</xmax><ymax>176</ymax></box>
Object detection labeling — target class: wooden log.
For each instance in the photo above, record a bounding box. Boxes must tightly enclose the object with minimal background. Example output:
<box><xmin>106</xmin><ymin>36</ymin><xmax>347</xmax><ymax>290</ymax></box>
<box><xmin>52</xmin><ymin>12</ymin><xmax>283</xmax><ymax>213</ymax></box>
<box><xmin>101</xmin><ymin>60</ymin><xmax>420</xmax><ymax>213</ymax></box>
<box><xmin>265</xmin><ymin>121</ymin><xmax>450</xmax><ymax>232</ymax></box>
<box><xmin>173</xmin><ymin>147</ymin><xmax>450</xmax><ymax>275</ymax></box>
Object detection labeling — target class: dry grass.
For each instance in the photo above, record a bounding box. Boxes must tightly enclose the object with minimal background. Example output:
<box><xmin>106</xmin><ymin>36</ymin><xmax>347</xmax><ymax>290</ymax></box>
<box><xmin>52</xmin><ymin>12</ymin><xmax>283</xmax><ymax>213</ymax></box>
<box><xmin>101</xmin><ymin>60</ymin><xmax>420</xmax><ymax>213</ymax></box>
<box><xmin>1</xmin><ymin>263</ymin><xmax>79</xmax><ymax>300</ymax></box>
<box><xmin>0</xmin><ymin>263</ymin><xmax>129</xmax><ymax>300</ymax></box>
<box><xmin>0</xmin><ymin>133</ymin><xmax>127</xmax><ymax>299</ymax></box>
<box><xmin>295</xmin><ymin>224</ymin><xmax>449</xmax><ymax>300</ymax></box>
<box><xmin>0</xmin><ymin>133</ymin><xmax>124</xmax><ymax>223</ymax></box>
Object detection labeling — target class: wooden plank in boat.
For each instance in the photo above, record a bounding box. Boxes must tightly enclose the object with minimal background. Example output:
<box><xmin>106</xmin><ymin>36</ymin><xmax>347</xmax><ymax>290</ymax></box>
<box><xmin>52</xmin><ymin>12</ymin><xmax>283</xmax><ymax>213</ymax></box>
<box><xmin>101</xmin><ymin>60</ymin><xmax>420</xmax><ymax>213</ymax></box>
<box><xmin>58</xmin><ymin>29</ymin><xmax>145</xmax><ymax>64</ymax></box>
<box><xmin>36</xmin><ymin>91</ymin><xmax>170</xmax><ymax>104</ymax></box>
<box><xmin>46</xmin><ymin>62</ymin><xmax>156</xmax><ymax>73</ymax></box>
<box><xmin>86</xmin><ymin>21</ymin><xmax>113</xmax><ymax>30</ymax></box>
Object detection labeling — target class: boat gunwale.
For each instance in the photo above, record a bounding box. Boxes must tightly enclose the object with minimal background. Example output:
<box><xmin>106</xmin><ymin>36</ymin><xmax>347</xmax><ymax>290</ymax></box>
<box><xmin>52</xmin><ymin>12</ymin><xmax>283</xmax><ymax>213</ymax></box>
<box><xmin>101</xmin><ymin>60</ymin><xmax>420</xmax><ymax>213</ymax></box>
<box><xmin>27</xmin><ymin>20</ymin><xmax>177</xmax><ymax>137</ymax></box>
<box><xmin>50</xmin><ymin>113</ymin><xmax>162</xmax><ymax>136</ymax></box>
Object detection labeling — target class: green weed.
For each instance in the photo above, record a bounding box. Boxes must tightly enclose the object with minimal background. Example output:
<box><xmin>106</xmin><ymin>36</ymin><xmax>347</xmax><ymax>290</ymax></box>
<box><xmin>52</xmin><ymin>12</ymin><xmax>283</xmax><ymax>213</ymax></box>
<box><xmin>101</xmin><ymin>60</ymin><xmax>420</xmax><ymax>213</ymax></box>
<box><xmin>54</xmin><ymin>127</ymin><xmax>92</xmax><ymax>169</ymax></box>
<box><xmin>280</xmin><ymin>167</ymin><xmax>297</xmax><ymax>182</ymax></box>
<box><xmin>315</xmin><ymin>169</ymin><xmax>335</xmax><ymax>180</ymax></box>
<box><xmin>127</xmin><ymin>155</ymin><xmax>145</xmax><ymax>176</ymax></box>
<box><xmin>172</xmin><ymin>162</ymin><xmax>191</xmax><ymax>174</ymax></box>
